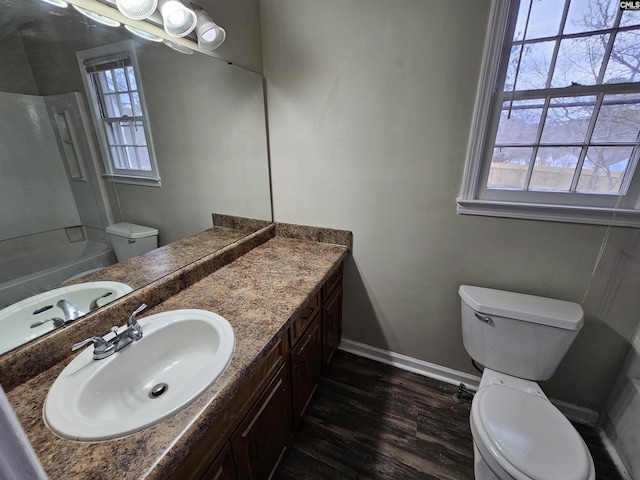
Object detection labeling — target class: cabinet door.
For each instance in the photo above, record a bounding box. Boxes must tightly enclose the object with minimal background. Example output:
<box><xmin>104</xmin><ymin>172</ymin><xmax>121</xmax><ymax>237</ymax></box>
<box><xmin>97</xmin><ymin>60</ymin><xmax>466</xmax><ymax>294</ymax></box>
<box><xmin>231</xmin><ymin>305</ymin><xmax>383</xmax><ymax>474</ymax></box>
<box><xmin>323</xmin><ymin>285</ymin><xmax>343</xmax><ymax>372</ymax></box>
<box><xmin>231</xmin><ymin>363</ymin><xmax>292</xmax><ymax>480</ymax></box>
<box><xmin>291</xmin><ymin>313</ymin><xmax>322</xmax><ymax>428</ymax></box>
<box><xmin>201</xmin><ymin>443</ymin><xmax>237</xmax><ymax>480</ymax></box>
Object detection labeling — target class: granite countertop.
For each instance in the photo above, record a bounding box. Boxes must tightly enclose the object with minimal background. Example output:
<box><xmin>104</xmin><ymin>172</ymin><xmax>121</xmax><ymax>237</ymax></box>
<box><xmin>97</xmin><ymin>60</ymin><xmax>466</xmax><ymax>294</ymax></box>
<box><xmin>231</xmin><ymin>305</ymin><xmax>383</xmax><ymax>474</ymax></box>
<box><xmin>69</xmin><ymin>226</ymin><xmax>251</xmax><ymax>290</ymax></box>
<box><xmin>7</xmin><ymin>235</ymin><xmax>348</xmax><ymax>480</ymax></box>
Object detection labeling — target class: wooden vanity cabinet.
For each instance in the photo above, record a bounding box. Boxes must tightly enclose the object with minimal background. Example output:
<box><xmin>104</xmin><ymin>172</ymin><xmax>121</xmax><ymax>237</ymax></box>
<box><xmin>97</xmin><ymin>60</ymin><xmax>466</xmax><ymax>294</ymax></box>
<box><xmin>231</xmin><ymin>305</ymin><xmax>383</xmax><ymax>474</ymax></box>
<box><xmin>323</xmin><ymin>264</ymin><xmax>343</xmax><ymax>372</ymax></box>
<box><xmin>169</xmin><ymin>262</ymin><xmax>344</xmax><ymax>480</ymax></box>
<box><xmin>200</xmin><ymin>443</ymin><xmax>237</xmax><ymax>480</ymax></box>
<box><xmin>231</xmin><ymin>363</ymin><xmax>293</xmax><ymax>480</ymax></box>
<box><xmin>168</xmin><ymin>337</ymin><xmax>288</xmax><ymax>480</ymax></box>
<box><xmin>291</xmin><ymin>311</ymin><xmax>322</xmax><ymax>428</ymax></box>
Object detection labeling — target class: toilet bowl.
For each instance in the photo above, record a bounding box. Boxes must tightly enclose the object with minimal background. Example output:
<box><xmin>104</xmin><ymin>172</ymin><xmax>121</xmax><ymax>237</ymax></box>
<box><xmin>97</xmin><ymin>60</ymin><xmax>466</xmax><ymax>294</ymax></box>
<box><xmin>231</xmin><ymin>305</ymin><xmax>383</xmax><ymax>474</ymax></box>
<box><xmin>459</xmin><ymin>285</ymin><xmax>595</xmax><ymax>480</ymax></box>
<box><xmin>105</xmin><ymin>222</ymin><xmax>158</xmax><ymax>262</ymax></box>
<box><xmin>471</xmin><ymin>369</ymin><xmax>594</xmax><ymax>480</ymax></box>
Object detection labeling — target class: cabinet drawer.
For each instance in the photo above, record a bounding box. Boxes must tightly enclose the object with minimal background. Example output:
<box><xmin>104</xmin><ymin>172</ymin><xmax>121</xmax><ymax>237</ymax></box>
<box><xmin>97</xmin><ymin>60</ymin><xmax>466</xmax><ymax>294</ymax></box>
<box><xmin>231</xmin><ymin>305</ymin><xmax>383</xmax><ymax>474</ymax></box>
<box><xmin>290</xmin><ymin>291</ymin><xmax>321</xmax><ymax>346</ymax></box>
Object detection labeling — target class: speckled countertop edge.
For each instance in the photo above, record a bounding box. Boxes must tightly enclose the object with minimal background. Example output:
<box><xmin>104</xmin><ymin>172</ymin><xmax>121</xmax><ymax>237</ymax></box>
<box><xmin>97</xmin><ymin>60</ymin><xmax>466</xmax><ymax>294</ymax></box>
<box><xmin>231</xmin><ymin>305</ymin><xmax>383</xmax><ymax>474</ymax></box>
<box><xmin>6</xmin><ymin>231</ymin><xmax>349</xmax><ymax>480</ymax></box>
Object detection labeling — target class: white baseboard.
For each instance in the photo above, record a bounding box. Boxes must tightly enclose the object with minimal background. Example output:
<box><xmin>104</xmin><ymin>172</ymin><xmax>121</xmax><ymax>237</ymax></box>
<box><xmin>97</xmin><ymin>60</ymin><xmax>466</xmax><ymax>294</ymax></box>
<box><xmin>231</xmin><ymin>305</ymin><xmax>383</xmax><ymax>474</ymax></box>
<box><xmin>338</xmin><ymin>338</ymin><xmax>599</xmax><ymax>425</ymax></box>
<box><xmin>338</xmin><ymin>338</ymin><xmax>481</xmax><ymax>390</ymax></box>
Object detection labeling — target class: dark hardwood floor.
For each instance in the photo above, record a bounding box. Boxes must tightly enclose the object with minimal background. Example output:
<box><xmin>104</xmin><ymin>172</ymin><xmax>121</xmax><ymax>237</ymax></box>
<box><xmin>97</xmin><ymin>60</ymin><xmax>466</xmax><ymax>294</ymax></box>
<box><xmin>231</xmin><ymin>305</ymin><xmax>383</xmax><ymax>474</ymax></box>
<box><xmin>275</xmin><ymin>350</ymin><xmax>624</xmax><ymax>480</ymax></box>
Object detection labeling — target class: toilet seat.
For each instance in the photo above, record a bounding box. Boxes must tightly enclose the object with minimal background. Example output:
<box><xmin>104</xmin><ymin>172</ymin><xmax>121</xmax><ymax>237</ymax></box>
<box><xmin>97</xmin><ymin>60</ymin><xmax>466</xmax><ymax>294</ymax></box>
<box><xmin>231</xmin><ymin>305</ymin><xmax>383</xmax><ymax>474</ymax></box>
<box><xmin>471</xmin><ymin>385</ymin><xmax>594</xmax><ymax>480</ymax></box>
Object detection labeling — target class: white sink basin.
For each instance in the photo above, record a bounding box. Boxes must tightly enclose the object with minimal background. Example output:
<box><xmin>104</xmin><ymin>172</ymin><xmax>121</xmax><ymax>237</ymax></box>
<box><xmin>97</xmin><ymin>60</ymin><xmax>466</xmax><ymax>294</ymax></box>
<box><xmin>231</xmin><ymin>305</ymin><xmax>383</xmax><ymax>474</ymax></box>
<box><xmin>0</xmin><ymin>281</ymin><xmax>132</xmax><ymax>355</ymax></box>
<box><xmin>44</xmin><ymin>309</ymin><xmax>235</xmax><ymax>441</ymax></box>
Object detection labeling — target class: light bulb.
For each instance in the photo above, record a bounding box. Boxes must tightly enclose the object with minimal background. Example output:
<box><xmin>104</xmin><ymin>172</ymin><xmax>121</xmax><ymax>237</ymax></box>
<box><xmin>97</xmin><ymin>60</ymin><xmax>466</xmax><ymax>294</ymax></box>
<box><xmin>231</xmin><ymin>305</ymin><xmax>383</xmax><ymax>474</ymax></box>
<box><xmin>116</xmin><ymin>0</ymin><xmax>158</xmax><ymax>20</ymax></box>
<box><xmin>169</xmin><ymin>10</ymin><xmax>187</xmax><ymax>25</ymax></box>
<box><xmin>157</xmin><ymin>0</ymin><xmax>197</xmax><ymax>37</ymax></box>
<box><xmin>195</xmin><ymin>10</ymin><xmax>226</xmax><ymax>50</ymax></box>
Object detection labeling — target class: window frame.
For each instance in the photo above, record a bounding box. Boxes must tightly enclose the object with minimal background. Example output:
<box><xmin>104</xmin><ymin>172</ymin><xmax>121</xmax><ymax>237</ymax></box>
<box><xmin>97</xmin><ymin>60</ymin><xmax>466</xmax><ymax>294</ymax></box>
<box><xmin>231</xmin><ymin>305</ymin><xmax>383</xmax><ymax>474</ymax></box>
<box><xmin>458</xmin><ymin>0</ymin><xmax>640</xmax><ymax>227</ymax></box>
<box><xmin>77</xmin><ymin>40</ymin><xmax>161</xmax><ymax>187</ymax></box>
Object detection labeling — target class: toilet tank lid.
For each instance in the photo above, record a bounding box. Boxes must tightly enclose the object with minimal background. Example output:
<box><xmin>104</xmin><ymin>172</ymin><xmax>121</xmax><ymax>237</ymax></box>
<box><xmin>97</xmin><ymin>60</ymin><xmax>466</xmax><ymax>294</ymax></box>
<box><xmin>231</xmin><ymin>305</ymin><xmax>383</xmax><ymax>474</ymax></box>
<box><xmin>106</xmin><ymin>222</ymin><xmax>158</xmax><ymax>239</ymax></box>
<box><xmin>459</xmin><ymin>285</ymin><xmax>584</xmax><ymax>330</ymax></box>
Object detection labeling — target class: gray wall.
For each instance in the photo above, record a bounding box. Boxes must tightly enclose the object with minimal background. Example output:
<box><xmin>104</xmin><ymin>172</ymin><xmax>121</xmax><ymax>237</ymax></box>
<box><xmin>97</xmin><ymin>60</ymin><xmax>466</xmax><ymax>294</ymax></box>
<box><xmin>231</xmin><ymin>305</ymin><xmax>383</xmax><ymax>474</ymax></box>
<box><xmin>112</xmin><ymin>43</ymin><xmax>271</xmax><ymax>245</ymax></box>
<box><xmin>0</xmin><ymin>30</ymin><xmax>37</xmax><ymax>94</ymax></box>
<box><xmin>262</xmin><ymin>0</ymin><xmax>640</xmax><ymax>411</ymax></box>
<box><xmin>197</xmin><ymin>0</ymin><xmax>264</xmax><ymax>73</ymax></box>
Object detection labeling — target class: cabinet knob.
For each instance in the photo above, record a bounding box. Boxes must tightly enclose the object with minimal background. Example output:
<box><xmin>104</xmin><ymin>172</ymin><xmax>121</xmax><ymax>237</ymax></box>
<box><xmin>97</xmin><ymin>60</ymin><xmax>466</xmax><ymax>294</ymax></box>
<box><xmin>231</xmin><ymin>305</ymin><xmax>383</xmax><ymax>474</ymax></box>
<box><xmin>250</xmin><ymin>438</ymin><xmax>260</xmax><ymax>459</ymax></box>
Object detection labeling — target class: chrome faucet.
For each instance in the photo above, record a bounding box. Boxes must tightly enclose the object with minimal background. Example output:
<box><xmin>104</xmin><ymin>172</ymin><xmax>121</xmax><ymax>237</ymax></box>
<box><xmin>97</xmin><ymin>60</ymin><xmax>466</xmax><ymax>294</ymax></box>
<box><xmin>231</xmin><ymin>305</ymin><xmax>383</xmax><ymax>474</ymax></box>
<box><xmin>30</xmin><ymin>299</ymin><xmax>86</xmax><ymax>330</ymax></box>
<box><xmin>72</xmin><ymin>303</ymin><xmax>147</xmax><ymax>360</ymax></box>
<box><xmin>57</xmin><ymin>299</ymin><xmax>85</xmax><ymax>321</ymax></box>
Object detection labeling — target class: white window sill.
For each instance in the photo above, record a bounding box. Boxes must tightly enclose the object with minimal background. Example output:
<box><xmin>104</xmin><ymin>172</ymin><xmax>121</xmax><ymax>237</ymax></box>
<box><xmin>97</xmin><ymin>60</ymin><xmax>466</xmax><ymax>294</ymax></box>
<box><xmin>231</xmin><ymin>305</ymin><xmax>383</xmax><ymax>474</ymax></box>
<box><xmin>456</xmin><ymin>199</ymin><xmax>640</xmax><ymax>228</ymax></box>
<box><xmin>103</xmin><ymin>174</ymin><xmax>161</xmax><ymax>188</ymax></box>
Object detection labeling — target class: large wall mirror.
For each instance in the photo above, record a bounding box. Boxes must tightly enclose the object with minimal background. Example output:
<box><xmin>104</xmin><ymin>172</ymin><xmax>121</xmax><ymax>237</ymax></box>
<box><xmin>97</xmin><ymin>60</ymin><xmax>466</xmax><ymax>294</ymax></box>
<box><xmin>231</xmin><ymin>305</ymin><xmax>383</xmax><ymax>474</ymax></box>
<box><xmin>0</xmin><ymin>0</ymin><xmax>271</xmax><ymax>354</ymax></box>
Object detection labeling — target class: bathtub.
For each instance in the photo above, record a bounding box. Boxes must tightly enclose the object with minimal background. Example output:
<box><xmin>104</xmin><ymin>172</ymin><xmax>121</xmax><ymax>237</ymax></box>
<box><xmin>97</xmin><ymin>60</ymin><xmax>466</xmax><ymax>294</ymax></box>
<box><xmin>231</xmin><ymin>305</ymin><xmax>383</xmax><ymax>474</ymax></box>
<box><xmin>0</xmin><ymin>241</ymin><xmax>116</xmax><ymax>308</ymax></box>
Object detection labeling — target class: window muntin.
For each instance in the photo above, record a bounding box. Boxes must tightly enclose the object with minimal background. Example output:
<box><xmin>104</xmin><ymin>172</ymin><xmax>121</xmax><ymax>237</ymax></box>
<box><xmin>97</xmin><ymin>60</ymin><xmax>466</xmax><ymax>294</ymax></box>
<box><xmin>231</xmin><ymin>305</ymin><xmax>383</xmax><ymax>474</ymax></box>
<box><xmin>465</xmin><ymin>0</ymin><xmax>640</xmax><ymax>220</ymax></box>
<box><xmin>77</xmin><ymin>42</ymin><xmax>160</xmax><ymax>186</ymax></box>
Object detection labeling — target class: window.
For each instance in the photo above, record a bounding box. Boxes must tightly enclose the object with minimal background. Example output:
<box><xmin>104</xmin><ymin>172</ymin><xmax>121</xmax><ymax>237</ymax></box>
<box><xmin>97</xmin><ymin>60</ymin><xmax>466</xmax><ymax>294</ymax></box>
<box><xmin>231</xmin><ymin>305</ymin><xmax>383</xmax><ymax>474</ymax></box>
<box><xmin>458</xmin><ymin>0</ymin><xmax>640</xmax><ymax>226</ymax></box>
<box><xmin>77</xmin><ymin>41</ymin><xmax>160</xmax><ymax>186</ymax></box>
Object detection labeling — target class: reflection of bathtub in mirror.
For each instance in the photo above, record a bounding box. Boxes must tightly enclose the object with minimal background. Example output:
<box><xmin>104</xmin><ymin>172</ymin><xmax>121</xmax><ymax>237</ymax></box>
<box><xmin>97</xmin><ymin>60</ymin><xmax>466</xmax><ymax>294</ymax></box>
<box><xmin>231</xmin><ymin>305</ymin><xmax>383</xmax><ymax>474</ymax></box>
<box><xmin>0</xmin><ymin>281</ymin><xmax>132</xmax><ymax>355</ymax></box>
<box><xmin>0</xmin><ymin>240</ymin><xmax>117</xmax><ymax>308</ymax></box>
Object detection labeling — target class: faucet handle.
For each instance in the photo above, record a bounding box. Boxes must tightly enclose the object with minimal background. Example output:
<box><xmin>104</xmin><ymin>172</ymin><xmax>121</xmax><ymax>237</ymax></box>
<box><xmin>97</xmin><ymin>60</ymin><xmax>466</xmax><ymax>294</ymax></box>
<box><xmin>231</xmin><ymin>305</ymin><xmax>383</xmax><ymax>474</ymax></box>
<box><xmin>72</xmin><ymin>336</ymin><xmax>109</xmax><ymax>352</ymax></box>
<box><xmin>89</xmin><ymin>292</ymin><xmax>113</xmax><ymax>311</ymax></box>
<box><xmin>30</xmin><ymin>317</ymin><xmax>65</xmax><ymax>329</ymax></box>
<box><xmin>72</xmin><ymin>336</ymin><xmax>116</xmax><ymax>360</ymax></box>
<box><xmin>126</xmin><ymin>303</ymin><xmax>146</xmax><ymax>341</ymax></box>
<box><xmin>128</xmin><ymin>303</ymin><xmax>147</xmax><ymax>326</ymax></box>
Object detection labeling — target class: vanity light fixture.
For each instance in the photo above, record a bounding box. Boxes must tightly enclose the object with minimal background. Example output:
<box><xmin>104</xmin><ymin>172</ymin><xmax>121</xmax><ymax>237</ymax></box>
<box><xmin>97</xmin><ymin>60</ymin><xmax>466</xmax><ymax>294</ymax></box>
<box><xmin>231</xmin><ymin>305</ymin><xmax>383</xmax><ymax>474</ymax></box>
<box><xmin>157</xmin><ymin>0</ymin><xmax>197</xmax><ymax>37</ymax></box>
<box><xmin>72</xmin><ymin>5</ymin><xmax>121</xmax><ymax>27</ymax></box>
<box><xmin>115</xmin><ymin>0</ymin><xmax>157</xmax><ymax>20</ymax></box>
<box><xmin>163</xmin><ymin>39</ymin><xmax>194</xmax><ymax>54</ymax></box>
<box><xmin>39</xmin><ymin>0</ymin><xmax>69</xmax><ymax>7</ymax></box>
<box><xmin>125</xmin><ymin>25</ymin><xmax>163</xmax><ymax>42</ymax></box>
<box><xmin>192</xmin><ymin>6</ymin><xmax>225</xmax><ymax>50</ymax></box>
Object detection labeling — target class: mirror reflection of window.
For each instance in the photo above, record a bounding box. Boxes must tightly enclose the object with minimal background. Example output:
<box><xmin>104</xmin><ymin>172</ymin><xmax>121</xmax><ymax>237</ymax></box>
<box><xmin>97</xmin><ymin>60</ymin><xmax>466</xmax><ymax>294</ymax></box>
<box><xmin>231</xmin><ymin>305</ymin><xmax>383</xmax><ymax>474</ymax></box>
<box><xmin>78</xmin><ymin>41</ymin><xmax>161</xmax><ymax>187</ymax></box>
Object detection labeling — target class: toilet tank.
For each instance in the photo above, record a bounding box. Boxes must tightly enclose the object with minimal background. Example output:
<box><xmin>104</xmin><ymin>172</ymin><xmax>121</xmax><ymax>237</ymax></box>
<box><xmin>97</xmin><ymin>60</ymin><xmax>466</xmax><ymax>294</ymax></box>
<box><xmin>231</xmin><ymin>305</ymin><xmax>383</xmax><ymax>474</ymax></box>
<box><xmin>459</xmin><ymin>285</ymin><xmax>584</xmax><ymax>381</ymax></box>
<box><xmin>106</xmin><ymin>222</ymin><xmax>158</xmax><ymax>262</ymax></box>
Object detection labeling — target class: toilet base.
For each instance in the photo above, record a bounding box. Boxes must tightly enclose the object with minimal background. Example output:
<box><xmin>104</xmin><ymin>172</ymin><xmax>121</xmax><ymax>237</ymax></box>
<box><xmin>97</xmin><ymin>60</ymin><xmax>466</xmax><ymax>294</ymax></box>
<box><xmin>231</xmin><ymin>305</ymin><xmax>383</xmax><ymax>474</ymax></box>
<box><xmin>473</xmin><ymin>440</ymin><xmax>510</xmax><ymax>480</ymax></box>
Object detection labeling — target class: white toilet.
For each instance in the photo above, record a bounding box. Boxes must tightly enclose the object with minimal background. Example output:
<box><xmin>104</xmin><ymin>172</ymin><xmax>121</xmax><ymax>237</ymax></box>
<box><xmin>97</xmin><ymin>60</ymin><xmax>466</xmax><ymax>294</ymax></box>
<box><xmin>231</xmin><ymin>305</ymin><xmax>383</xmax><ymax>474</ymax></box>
<box><xmin>105</xmin><ymin>222</ymin><xmax>158</xmax><ymax>262</ymax></box>
<box><xmin>459</xmin><ymin>285</ymin><xmax>595</xmax><ymax>480</ymax></box>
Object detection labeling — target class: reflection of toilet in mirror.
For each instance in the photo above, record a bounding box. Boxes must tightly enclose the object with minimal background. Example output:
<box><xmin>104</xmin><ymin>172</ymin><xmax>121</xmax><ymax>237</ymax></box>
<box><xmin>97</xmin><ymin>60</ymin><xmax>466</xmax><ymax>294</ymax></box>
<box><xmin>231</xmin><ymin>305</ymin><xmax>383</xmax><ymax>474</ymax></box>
<box><xmin>105</xmin><ymin>223</ymin><xmax>159</xmax><ymax>262</ymax></box>
<box><xmin>459</xmin><ymin>285</ymin><xmax>595</xmax><ymax>480</ymax></box>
